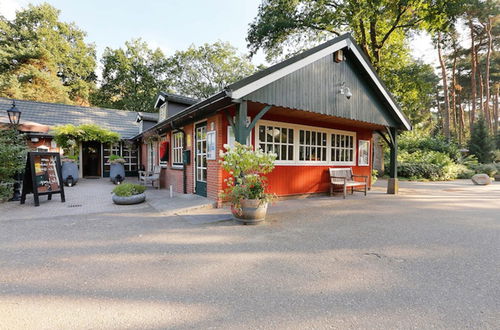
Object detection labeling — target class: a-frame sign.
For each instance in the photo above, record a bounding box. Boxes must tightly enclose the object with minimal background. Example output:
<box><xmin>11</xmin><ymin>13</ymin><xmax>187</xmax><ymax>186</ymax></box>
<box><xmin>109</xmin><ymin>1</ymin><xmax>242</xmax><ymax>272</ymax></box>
<box><xmin>20</xmin><ymin>152</ymin><xmax>66</xmax><ymax>207</ymax></box>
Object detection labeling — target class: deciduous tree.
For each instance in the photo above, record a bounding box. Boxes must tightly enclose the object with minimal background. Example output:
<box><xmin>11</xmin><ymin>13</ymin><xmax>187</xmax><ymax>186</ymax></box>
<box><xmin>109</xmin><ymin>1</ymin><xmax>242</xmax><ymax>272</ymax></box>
<box><xmin>0</xmin><ymin>4</ymin><xmax>96</xmax><ymax>104</ymax></box>
<box><xmin>91</xmin><ymin>39</ymin><xmax>170</xmax><ymax>112</ymax></box>
<box><xmin>168</xmin><ymin>41</ymin><xmax>256</xmax><ymax>99</ymax></box>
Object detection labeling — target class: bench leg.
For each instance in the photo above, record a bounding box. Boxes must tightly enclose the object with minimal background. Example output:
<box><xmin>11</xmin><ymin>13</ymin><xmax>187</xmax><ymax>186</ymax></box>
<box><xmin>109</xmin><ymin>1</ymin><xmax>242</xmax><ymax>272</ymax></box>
<box><xmin>343</xmin><ymin>185</ymin><xmax>346</xmax><ymax>199</ymax></box>
<box><xmin>365</xmin><ymin>184</ymin><xmax>367</xmax><ymax>196</ymax></box>
<box><xmin>330</xmin><ymin>184</ymin><xmax>333</xmax><ymax>197</ymax></box>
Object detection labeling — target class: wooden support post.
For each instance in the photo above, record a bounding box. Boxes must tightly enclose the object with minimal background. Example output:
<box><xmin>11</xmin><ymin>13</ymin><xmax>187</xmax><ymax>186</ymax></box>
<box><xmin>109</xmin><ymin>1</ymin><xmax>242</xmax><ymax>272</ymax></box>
<box><xmin>235</xmin><ymin>101</ymin><xmax>248</xmax><ymax>144</ymax></box>
<box><xmin>387</xmin><ymin>127</ymin><xmax>398</xmax><ymax>194</ymax></box>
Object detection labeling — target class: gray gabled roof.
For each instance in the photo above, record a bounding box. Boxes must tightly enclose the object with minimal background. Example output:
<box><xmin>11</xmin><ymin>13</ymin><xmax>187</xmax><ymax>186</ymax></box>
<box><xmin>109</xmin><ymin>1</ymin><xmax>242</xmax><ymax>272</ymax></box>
<box><xmin>139</xmin><ymin>33</ymin><xmax>411</xmax><ymax>137</ymax></box>
<box><xmin>0</xmin><ymin>97</ymin><xmax>140</xmax><ymax>139</ymax></box>
<box><xmin>154</xmin><ymin>92</ymin><xmax>199</xmax><ymax>108</ymax></box>
<box><xmin>137</xmin><ymin>112</ymin><xmax>159</xmax><ymax>122</ymax></box>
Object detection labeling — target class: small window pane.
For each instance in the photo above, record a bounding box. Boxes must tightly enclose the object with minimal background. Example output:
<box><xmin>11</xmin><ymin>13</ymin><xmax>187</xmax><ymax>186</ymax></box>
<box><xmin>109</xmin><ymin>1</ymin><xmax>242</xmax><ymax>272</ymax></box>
<box><xmin>288</xmin><ymin>146</ymin><xmax>293</xmax><ymax>160</ymax></box>
<box><xmin>259</xmin><ymin>126</ymin><xmax>265</xmax><ymax>142</ymax></box>
<box><xmin>266</xmin><ymin>126</ymin><xmax>273</xmax><ymax>142</ymax></box>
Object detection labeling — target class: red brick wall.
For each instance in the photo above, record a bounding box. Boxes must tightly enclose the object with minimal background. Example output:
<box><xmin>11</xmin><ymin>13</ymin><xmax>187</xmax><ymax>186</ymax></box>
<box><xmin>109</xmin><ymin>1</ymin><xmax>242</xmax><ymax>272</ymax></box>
<box><xmin>26</xmin><ymin>137</ymin><xmax>59</xmax><ymax>152</ymax></box>
<box><xmin>206</xmin><ymin>113</ymin><xmax>224</xmax><ymax>203</ymax></box>
<box><xmin>142</xmin><ymin>124</ymin><xmax>194</xmax><ymax>194</ymax></box>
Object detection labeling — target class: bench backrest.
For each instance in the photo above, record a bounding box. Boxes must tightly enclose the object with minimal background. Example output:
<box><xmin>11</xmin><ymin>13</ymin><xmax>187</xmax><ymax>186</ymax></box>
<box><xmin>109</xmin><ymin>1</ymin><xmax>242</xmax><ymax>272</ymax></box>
<box><xmin>329</xmin><ymin>167</ymin><xmax>353</xmax><ymax>183</ymax></box>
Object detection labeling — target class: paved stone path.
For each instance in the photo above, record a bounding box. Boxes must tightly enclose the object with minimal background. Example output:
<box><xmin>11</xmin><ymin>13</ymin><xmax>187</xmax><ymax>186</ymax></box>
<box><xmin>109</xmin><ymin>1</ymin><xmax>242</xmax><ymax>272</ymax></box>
<box><xmin>0</xmin><ymin>179</ymin><xmax>499</xmax><ymax>329</ymax></box>
<box><xmin>0</xmin><ymin>178</ymin><xmax>213</xmax><ymax>221</ymax></box>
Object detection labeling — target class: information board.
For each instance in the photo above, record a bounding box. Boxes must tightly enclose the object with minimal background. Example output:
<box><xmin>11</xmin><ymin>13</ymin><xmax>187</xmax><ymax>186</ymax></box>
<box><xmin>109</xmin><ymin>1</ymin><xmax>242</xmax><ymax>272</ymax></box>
<box><xmin>21</xmin><ymin>152</ymin><xmax>66</xmax><ymax>207</ymax></box>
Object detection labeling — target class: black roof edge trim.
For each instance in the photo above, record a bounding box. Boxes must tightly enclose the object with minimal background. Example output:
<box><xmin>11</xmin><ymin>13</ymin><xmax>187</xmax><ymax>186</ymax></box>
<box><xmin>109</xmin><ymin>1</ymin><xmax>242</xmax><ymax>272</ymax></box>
<box><xmin>134</xmin><ymin>90</ymin><xmax>229</xmax><ymax>139</ymax></box>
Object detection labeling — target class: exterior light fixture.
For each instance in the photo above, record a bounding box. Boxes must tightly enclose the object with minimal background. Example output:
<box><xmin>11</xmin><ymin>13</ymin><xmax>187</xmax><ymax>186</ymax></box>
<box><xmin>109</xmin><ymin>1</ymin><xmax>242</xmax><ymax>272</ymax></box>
<box><xmin>340</xmin><ymin>82</ymin><xmax>352</xmax><ymax>100</ymax></box>
<box><xmin>7</xmin><ymin>101</ymin><xmax>21</xmax><ymax>125</ymax></box>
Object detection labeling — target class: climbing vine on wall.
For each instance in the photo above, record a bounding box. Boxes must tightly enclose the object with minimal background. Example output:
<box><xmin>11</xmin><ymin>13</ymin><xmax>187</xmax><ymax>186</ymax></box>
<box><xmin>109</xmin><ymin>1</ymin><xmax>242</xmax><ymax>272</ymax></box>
<box><xmin>52</xmin><ymin>124</ymin><xmax>121</xmax><ymax>151</ymax></box>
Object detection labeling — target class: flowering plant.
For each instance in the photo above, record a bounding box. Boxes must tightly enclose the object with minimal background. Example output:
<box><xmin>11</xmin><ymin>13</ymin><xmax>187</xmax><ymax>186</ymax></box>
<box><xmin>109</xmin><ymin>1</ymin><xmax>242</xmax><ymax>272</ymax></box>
<box><xmin>219</xmin><ymin>142</ymin><xmax>277</xmax><ymax>210</ymax></box>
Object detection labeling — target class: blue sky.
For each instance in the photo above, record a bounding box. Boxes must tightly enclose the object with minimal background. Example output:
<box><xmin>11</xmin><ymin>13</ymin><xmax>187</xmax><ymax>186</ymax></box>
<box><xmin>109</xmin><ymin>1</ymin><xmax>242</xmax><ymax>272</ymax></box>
<box><xmin>1</xmin><ymin>0</ymin><xmax>439</xmax><ymax>68</ymax></box>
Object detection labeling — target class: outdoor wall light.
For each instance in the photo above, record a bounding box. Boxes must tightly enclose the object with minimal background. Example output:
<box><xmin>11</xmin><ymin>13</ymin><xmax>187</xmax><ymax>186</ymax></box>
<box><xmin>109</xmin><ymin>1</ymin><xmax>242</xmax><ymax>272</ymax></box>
<box><xmin>7</xmin><ymin>101</ymin><xmax>22</xmax><ymax>125</ymax></box>
<box><xmin>340</xmin><ymin>82</ymin><xmax>352</xmax><ymax>100</ymax></box>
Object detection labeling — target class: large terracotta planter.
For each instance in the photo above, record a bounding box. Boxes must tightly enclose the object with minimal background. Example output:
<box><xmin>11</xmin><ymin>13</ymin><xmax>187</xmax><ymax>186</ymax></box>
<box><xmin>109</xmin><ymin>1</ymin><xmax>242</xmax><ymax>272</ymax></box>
<box><xmin>232</xmin><ymin>199</ymin><xmax>268</xmax><ymax>225</ymax></box>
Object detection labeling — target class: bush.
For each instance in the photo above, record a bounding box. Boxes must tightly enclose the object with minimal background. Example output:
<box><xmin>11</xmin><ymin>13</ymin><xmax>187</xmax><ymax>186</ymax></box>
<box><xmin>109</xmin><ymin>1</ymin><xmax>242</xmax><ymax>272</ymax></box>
<box><xmin>398</xmin><ymin>130</ymin><xmax>461</xmax><ymax>160</ymax></box>
<box><xmin>0</xmin><ymin>129</ymin><xmax>27</xmax><ymax>202</ymax></box>
<box><xmin>112</xmin><ymin>183</ymin><xmax>146</xmax><ymax>197</ymax></box>
<box><xmin>109</xmin><ymin>154</ymin><xmax>126</xmax><ymax>164</ymax></box>
<box><xmin>471</xmin><ymin>163</ymin><xmax>497</xmax><ymax>177</ymax></box>
<box><xmin>371</xmin><ymin>169</ymin><xmax>378</xmax><ymax>185</ymax></box>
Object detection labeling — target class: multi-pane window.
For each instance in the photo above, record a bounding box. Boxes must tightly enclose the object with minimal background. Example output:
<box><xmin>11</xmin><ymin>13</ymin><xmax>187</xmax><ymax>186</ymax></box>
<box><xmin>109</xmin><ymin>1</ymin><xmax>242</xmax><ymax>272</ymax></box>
<box><xmin>172</xmin><ymin>131</ymin><xmax>183</xmax><ymax>165</ymax></box>
<box><xmin>299</xmin><ymin>129</ymin><xmax>327</xmax><ymax>161</ymax></box>
<box><xmin>256</xmin><ymin>120</ymin><xmax>356</xmax><ymax>165</ymax></box>
<box><xmin>103</xmin><ymin>142</ymin><xmax>138</xmax><ymax>173</ymax></box>
<box><xmin>258</xmin><ymin>125</ymin><xmax>294</xmax><ymax>161</ymax></box>
<box><xmin>331</xmin><ymin>133</ymin><xmax>355</xmax><ymax>163</ymax></box>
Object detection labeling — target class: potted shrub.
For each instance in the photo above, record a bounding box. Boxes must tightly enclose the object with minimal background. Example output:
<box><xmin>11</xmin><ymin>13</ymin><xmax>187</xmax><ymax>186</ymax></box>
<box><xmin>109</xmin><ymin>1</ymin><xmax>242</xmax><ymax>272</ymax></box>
<box><xmin>112</xmin><ymin>183</ymin><xmax>146</xmax><ymax>205</ymax></box>
<box><xmin>109</xmin><ymin>154</ymin><xmax>126</xmax><ymax>184</ymax></box>
<box><xmin>61</xmin><ymin>155</ymin><xmax>79</xmax><ymax>186</ymax></box>
<box><xmin>219</xmin><ymin>143</ymin><xmax>276</xmax><ymax>225</ymax></box>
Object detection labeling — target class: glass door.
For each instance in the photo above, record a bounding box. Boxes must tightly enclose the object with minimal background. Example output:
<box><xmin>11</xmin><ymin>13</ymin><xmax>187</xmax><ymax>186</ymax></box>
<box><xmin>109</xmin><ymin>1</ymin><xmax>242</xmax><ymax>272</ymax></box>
<box><xmin>195</xmin><ymin>122</ymin><xmax>207</xmax><ymax>197</ymax></box>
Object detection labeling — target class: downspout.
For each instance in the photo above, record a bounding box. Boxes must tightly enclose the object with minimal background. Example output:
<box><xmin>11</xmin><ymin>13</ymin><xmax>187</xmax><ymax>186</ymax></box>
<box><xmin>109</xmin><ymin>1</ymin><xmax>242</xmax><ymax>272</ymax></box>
<box><xmin>171</xmin><ymin>122</ymin><xmax>187</xmax><ymax>194</ymax></box>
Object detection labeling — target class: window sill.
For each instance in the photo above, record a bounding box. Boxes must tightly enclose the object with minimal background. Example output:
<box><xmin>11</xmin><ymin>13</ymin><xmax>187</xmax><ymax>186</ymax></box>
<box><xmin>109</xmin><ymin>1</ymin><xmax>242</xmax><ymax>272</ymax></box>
<box><xmin>171</xmin><ymin>165</ymin><xmax>184</xmax><ymax>170</ymax></box>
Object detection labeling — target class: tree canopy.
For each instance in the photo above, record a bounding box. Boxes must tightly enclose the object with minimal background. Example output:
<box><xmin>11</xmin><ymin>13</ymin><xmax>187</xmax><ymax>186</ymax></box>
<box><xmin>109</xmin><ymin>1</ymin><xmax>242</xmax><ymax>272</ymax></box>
<box><xmin>90</xmin><ymin>39</ymin><xmax>170</xmax><ymax>112</ymax></box>
<box><xmin>168</xmin><ymin>41</ymin><xmax>257</xmax><ymax>99</ymax></box>
<box><xmin>0</xmin><ymin>3</ymin><xmax>96</xmax><ymax>105</ymax></box>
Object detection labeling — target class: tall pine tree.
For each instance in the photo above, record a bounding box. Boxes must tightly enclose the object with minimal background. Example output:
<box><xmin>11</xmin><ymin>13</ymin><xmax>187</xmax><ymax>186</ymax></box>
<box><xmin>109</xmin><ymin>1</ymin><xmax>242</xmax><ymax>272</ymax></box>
<box><xmin>468</xmin><ymin>116</ymin><xmax>494</xmax><ymax>163</ymax></box>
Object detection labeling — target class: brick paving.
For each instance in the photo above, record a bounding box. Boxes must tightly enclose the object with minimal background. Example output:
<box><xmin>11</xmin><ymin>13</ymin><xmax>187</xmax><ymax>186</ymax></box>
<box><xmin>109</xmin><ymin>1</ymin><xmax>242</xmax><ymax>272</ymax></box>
<box><xmin>0</xmin><ymin>178</ymin><xmax>213</xmax><ymax>221</ymax></box>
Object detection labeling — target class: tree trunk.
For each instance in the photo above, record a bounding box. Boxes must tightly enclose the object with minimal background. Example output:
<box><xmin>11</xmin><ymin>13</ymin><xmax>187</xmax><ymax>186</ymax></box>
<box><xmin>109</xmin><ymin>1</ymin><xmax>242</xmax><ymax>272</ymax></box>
<box><xmin>457</xmin><ymin>91</ymin><xmax>465</xmax><ymax>145</ymax></box>
<box><xmin>484</xmin><ymin>17</ymin><xmax>493</xmax><ymax>131</ymax></box>
<box><xmin>475</xmin><ymin>42</ymin><xmax>487</xmax><ymax>127</ymax></box>
<box><xmin>468</xmin><ymin>17</ymin><xmax>477</xmax><ymax>130</ymax></box>
<box><xmin>437</xmin><ymin>32</ymin><xmax>451</xmax><ymax>139</ymax></box>
<box><xmin>451</xmin><ymin>50</ymin><xmax>458</xmax><ymax>138</ymax></box>
<box><xmin>494</xmin><ymin>85</ymin><xmax>499</xmax><ymax>135</ymax></box>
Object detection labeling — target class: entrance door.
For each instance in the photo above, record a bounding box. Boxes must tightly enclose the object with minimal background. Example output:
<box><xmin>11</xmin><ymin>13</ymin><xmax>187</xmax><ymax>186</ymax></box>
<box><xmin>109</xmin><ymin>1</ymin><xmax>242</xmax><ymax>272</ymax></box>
<box><xmin>195</xmin><ymin>122</ymin><xmax>207</xmax><ymax>197</ymax></box>
<box><xmin>82</xmin><ymin>141</ymin><xmax>101</xmax><ymax>177</ymax></box>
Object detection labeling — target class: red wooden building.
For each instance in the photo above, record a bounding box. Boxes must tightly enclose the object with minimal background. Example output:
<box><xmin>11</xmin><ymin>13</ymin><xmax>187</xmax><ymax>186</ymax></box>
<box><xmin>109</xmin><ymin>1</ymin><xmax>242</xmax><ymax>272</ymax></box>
<box><xmin>134</xmin><ymin>33</ymin><xmax>411</xmax><ymax>203</ymax></box>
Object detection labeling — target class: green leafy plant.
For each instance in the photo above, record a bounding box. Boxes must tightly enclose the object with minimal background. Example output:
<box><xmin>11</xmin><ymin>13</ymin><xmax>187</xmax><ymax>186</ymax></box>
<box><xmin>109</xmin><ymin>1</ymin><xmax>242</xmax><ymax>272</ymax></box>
<box><xmin>53</xmin><ymin>124</ymin><xmax>120</xmax><ymax>154</ymax></box>
<box><xmin>219</xmin><ymin>142</ymin><xmax>277</xmax><ymax>210</ymax></box>
<box><xmin>108</xmin><ymin>154</ymin><xmax>126</xmax><ymax>164</ymax></box>
<box><xmin>0</xmin><ymin>129</ymin><xmax>27</xmax><ymax>202</ymax></box>
<box><xmin>471</xmin><ymin>164</ymin><xmax>497</xmax><ymax>177</ymax></box>
<box><xmin>371</xmin><ymin>169</ymin><xmax>378</xmax><ymax>185</ymax></box>
<box><xmin>112</xmin><ymin>183</ymin><xmax>146</xmax><ymax>197</ymax></box>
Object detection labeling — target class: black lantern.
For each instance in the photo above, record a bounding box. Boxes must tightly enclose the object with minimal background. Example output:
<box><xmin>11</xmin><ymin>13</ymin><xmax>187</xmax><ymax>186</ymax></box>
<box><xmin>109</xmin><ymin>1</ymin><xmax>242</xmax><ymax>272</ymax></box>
<box><xmin>7</xmin><ymin>101</ymin><xmax>21</xmax><ymax>125</ymax></box>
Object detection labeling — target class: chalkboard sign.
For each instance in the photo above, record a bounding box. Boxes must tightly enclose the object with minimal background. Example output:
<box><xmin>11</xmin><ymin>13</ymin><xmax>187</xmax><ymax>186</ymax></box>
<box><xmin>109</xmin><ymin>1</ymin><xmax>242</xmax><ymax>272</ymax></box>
<box><xmin>21</xmin><ymin>152</ymin><xmax>66</xmax><ymax>207</ymax></box>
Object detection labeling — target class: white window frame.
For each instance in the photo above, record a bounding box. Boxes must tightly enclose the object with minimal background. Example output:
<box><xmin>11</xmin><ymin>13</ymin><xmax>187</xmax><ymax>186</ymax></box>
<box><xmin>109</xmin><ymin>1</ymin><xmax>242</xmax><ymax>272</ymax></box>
<box><xmin>147</xmin><ymin>141</ymin><xmax>158</xmax><ymax>172</ymax></box>
<box><xmin>358</xmin><ymin>139</ymin><xmax>370</xmax><ymax>166</ymax></box>
<box><xmin>206</xmin><ymin>130</ymin><xmax>216</xmax><ymax>160</ymax></box>
<box><xmin>257</xmin><ymin>123</ymin><xmax>295</xmax><ymax>163</ymax></box>
<box><xmin>172</xmin><ymin>131</ymin><xmax>184</xmax><ymax>168</ymax></box>
<box><xmin>159</xmin><ymin>134</ymin><xmax>168</xmax><ymax>167</ymax></box>
<box><xmin>254</xmin><ymin>119</ymin><xmax>356</xmax><ymax>166</ymax></box>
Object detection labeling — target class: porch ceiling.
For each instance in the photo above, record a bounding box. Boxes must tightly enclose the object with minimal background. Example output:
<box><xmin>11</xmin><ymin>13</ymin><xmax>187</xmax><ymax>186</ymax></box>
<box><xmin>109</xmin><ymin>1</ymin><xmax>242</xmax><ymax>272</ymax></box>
<box><xmin>247</xmin><ymin>102</ymin><xmax>387</xmax><ymax>131</ymax></box>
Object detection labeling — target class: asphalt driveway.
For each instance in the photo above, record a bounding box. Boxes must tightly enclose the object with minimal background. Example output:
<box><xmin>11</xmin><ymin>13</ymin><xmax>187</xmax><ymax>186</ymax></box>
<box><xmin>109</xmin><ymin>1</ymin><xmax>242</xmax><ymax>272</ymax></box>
<box><xmin>0</xmin><ymin>180</ymin><xmax>499</xmax><ymax>329</ymax></box>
